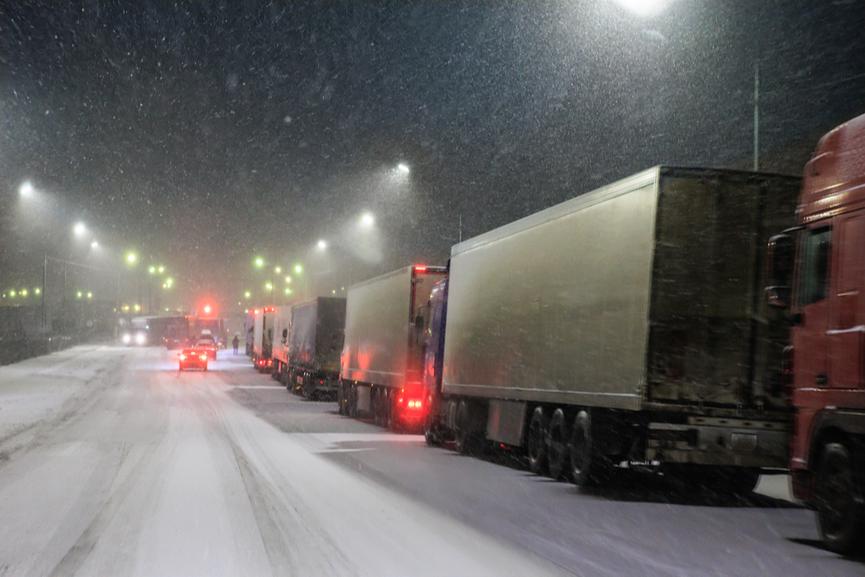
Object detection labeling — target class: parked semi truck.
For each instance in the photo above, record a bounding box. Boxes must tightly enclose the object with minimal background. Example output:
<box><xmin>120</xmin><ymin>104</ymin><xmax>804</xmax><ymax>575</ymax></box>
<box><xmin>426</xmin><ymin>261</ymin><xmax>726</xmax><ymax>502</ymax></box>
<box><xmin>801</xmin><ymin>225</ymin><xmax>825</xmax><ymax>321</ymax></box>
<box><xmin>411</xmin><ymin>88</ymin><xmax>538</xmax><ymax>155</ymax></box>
<box><xmin>286</xmin><ymin>297</ymin><xmax>346</xmax><ymax>399</ymax></box>
<box><xmin>339</xmin><ymin>265</ymin><xmax>446</xmax><ymax>429</ymax></box>
<box><xmin>252</xmin><ymin>306</ymin><xmax>275</xmax><ymax>371</ymax></box>
<box><xmin>766</xmin><ymin>114</ymin><xmax>865</xmax><ymax>553</ymax></box>
<box><xmin>422</xmin><ymin>166</ymin><xmax>800</xmax><ymax>493</ymax></box>
<box><xmin>270</xmin><ymin>305</ymin><xmax>292</xmax><ymax>383</ymax></box>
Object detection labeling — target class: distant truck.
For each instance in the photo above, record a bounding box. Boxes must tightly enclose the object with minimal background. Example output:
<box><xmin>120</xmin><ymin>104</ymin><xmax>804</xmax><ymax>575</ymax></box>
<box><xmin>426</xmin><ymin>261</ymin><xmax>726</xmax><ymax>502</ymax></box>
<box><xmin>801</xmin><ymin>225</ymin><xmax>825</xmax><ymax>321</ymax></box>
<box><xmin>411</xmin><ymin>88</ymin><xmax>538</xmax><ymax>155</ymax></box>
<box><xmin>285</xmin><ymin>297</ymin><xmax>346</xmax><ymax>399</ymax></box>
<box><xmin>270</xmin><ymin>306</ymin><xmax>293</xmax><ymax>383</ymax></box>
<box><xmin>422</xmin><ymin>166</ymin><xmax>799</xmax><ymax>493</ymax></box>
<box><xmin>340</xmin><ymin>265</ymin><xmax>446</xmax><ymax>429</ymax></box>
<box><xmin>252</xmin><ymin>306</ymin><xmax>275</xmax><ymax>371</ymax></box>
<box><xmin>766</xmin><ymin>114</ymin><xmax>865</xmax><ymax>553</ymax></box>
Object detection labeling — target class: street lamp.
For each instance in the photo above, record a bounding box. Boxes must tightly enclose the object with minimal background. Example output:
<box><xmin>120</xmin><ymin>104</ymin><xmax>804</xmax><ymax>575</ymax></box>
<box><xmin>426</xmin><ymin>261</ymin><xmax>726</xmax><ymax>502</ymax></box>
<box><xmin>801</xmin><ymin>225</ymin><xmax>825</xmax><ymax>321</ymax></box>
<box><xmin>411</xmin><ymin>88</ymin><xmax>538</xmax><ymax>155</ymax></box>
<box><xmin>90</xmin><ymin>240</ymin><xmax>99</xmax><ymax>250</ymax></box>
<box><xmin>612</xmin><ymin>0</ymin><xmax>674</xmax><ymax>17</ymax></box>
<box><xmin>148</xmin><ymin>265</ymin><xmax>156</xmax><ymax>275</ymax></box>
<box><xmin>243</xmin><ymin>290</ymin><xmax>252</xmax><ymax>300</ymax></box>
<box><xmin>264</xmin><ymin>281</ymin><xmax>274</xmax><ymax>292</ymax></box>
<box><xmin>396</xmin><ymin>163</ymin><xmax>410</xmax><ymax>175</ymax></box>
<box><xmin>19</xmin><ymin>181</ymin><xmax>34</xmax><ymax>198</ymax></box>
<box><xmin>293</xmin><ymin>263</ymin><xmax>303</xmax><ymax>275</ymax></box>
<box><xmin>73</xmin><ymin>222</ymin><xmax>87</xmax><ymax>238</ymax></box>
<box><xmin>125</xmin><ymin>251</ymin><xmax>138</xmax><ymax>266</ymax></box>
<box><xmin>360</xmin><ymin>211</ymin><xmax>375</xmax><ymax>229</ymax></box>
<box><xmin>157</xmin><ymin>265</ymin><xmax>165</xmax><ymax>274</ymax></box>
<box><xmin>253</xmin><ymin>256</ymin><xmax>265</xmax><ymax>269</ymax></box>
<box><xmin>316</xmin><ymin>239</ymin><xmax>328</xmax><ymax>251</ymax></box>
<box><xmin>284</xmin><ymin>275</ymin><xmax>292</xmax><ymax>284</ymax></box>
<box><xmin>284</xmin><ymin>287</ymin><xmax>292</xmax><ymax>296</ymax></box>
<box><xmin>274</xmin><ymin>266</ymin><xmax>282</xmax><ymax>275</ymax></box>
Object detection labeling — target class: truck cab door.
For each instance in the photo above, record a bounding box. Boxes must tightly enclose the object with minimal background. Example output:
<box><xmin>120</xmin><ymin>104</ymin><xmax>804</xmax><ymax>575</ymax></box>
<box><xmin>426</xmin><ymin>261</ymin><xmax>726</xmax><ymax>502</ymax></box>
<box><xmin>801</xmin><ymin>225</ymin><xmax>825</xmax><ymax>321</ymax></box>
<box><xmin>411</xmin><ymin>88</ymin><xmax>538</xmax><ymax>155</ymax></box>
<box><xmin>828</xmin><ymin>213</ymin><xmax>865</xmax><ymax>389</ymax></box>
<box><xmin>792</xmin><ymin>226</ymin><xmax>832</xmax><ymax>391</ymax></box>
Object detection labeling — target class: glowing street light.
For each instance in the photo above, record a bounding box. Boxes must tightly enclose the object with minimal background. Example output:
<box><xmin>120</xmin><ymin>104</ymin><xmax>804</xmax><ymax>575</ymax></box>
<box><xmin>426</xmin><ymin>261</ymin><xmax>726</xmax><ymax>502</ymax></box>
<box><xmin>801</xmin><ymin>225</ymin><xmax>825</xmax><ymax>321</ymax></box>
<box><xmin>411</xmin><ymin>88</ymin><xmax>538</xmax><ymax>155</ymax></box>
<box><xmin>293</xmin><ymin>263</ymin><xmax>303</xmax><ymax>275</ymax></box>
<box><xmin>243</xmin><ymin>290</ymin><xmax>252</xmax><ymax>300</ymax></box>
<box><xmin>253</xmin><ymin>256</ymin><xmax>265</xmax><ymax>269</ymax></box>
<box><xmin>34</xmin><ymin>287</ymin><xmax>41</xmax><ymax>296</ymax></box>
<box><xmin>73</xmin><ymin>222</ymin><xmax>87</xmax><ymax>237</ymax></box>
<box><xmin>316</xmin><ymin>239</ymin><xmax>328</xmax><ymax>251</ymax></box>
<box><xmin>203</xmin><ymin>304</ymin><xmax>213</xmax><ymax>315</ymax></box>
<box><xmin>264</xmin><ymin>281</ymin><xmax>274</xmax><ymax>292</ymax></box>
<box><xmin>86</xmin><ymin>291</ymin><xmax>93</xmax><ymax>300</ymax></box>
<box><xmin>157</xmin><ymin>265</ymin><xmax>165</xmax><ymax>274</ymax></box>
<box><xmin>163</xmin><ymin>277</ymin><xmax>174</xmax><ymax>289</ymax></box>
<box><xmin>19</xmin><ymin>288</ymin><xmax>28</xmax><ymax>298</ymax></box>
<box><xmin>396</xmin><ymin>163</ymin><xmax>410</xmax><ymax>175</ymax></box>
<box><xmin>90</xmin><ymin>240</ymin><xmax>99</xmax><ymax>250</ymax></box>
<box><xmin>274</xmin><ymin>266</ymin><xmax>282</xmax><ymax>275</ymax></box>
<box><xmin>8</xmin><ymin>290</ymin><xmax>16</xmax><ymax>298</ymax></box>
<box><xmin>76</xmin><ymin>290</ymin><xmax>83</xmax><ymax>299</ymax></box>
<box><xmin>612</xmin><ymin>0</ymin><xmax>674</xmax><ymax>17</ymax></box>
<box><xmin>360</xmin><ymin>211</ymin><xmax>375</xmax><ymax>228</ymax></box>
<box><xmin>284</xmin><ymin>276</ymin><xmax>292</xmax><ymax>284</ymax></box>
<box><xmin>125</xmin><ymin>251</ymin><xmax>138</xmax><ymax>266</ymax></box>
<box><xmin>148</xmin><ymin>265</ymin><xmax>157</xmax><ymax>275</ymax></box>
<box><xmin>133</xmin><ymin>304</ymin><xmax>141</xmax><ymax>313</ymax></box>
<box><xmin>284</xmin><ymin>287</ymin><xmax>293</xmax><ymax>296</ymax></box>
<box><xmin>19</xmin><ymin>181</ymin><xmax>34</xmax><ymax>198</ymax></box>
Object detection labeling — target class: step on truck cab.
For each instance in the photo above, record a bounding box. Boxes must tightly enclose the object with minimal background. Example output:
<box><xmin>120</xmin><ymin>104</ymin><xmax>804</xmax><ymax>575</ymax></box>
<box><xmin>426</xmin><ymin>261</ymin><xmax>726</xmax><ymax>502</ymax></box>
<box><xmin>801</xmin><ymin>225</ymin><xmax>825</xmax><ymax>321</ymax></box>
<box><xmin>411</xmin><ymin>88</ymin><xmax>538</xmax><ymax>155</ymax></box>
<box><xmin>767</xmin><ymin>113</ymin><xmax>865</xmax><ymax>554</ymax></box>
<box><xmin>423</xmin><ymin>166</ymin><xmax>800</xmax><ymax>492</ymax></box>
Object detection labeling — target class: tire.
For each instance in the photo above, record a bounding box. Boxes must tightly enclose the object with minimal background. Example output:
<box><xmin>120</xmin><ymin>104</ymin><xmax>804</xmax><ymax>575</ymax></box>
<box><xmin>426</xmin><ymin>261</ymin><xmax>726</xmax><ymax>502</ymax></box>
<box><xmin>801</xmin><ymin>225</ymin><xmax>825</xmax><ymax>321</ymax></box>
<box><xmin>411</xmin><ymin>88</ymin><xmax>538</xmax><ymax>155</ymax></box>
<box><xmin>815</xmin><ymin>442</ymin><xmax>865</xmax><ymax>554</ymax></box>
<box><xmin>337</xmin><ymin>382</ymin><xmax>346</xmax><ymax>415</ymax></box>
<box><xmin>569</xmin><ymin>409</ymin><xmax>613</xmax><ymax>487</ymax></box>
<box><xmin>454</xmin><ymin>400</ymin><xmax>477</xmax><ymax>455</ymax></box>
<box><xmin>527</xmin><ymin>407</ymin><xmax>548</xmax><ymax>475</ymax></box>
<box><xmin>424</xmin><ymin>395</ymin><xmax>442</xmax><ymax>446</ymax></box>
<box><xmin>546</xmin><ymin>408</ymin><xmax>570</xmax><ymax>481</ymax></box>
<box><xmin>348</xmin><ymin>385</ymin><xmax>358</xmax><ymax>418</ymax></box>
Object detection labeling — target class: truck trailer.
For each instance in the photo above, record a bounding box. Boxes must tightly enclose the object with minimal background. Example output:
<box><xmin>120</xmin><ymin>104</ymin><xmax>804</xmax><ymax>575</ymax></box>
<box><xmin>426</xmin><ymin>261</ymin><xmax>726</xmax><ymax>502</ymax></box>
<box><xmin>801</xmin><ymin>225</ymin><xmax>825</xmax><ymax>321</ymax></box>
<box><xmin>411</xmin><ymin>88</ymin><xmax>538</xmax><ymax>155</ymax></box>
<box><xmin>270</xmin><ymin>305</ymin><xmax>293</xmax><ymax>384</ymax></box>
<box><xmin>423</xmin><ymin>166</ymin><xmax>800</xmax><ymax>492</ymax></box>
<box><xmin>252</xmin><ymin>306</ymin><xmax>275</xmax><ymax>372</ymax></box>
<box><xmin>766</xmin><ymin>113</ymin><xmax>865</xmax><ymax>554</ymax></box>
<box><xmin>340</xmin><ymin>265</ymin><xmax>446</xmax><ymax>429</ymax></box>
<box><xmin>286</xmin><ymin>297</ymin><xmax>346</xmax><ymax>399</ymax></box>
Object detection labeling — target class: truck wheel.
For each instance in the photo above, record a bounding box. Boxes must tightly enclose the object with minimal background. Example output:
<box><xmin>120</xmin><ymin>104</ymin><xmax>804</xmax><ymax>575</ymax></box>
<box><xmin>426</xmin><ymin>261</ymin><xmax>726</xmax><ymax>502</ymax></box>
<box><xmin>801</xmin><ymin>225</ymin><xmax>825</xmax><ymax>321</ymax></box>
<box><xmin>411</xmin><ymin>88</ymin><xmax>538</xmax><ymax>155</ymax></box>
<box><xmin>424</xmin><ymin>415</ymin><xmax>441</xmax><ymax>446</ymax></box>
<box><xmin>546</xmin><ymin>408</ymin><xmax>570</xmax><ymax>481</ymax></box>
<box><xmin>454</xmin><ymin>401</ymin><xmax>478</xmax><ymax>455</ymax></box>
<box><xmin>815</xmin><ymin>442</ymin><xmax>865</xmax><ymax>554</ymax></box>
<box><xmin>569</xmin><ymin>409</ymin><xmax>612</xmax><ymax>487</ymax></box>
<box><xmin>348</xmin><ymin>385</ymin><xmax>358</xmax><ymax>418</ymax></box>
<box><xmin>527</xmin><ymin>407</ymin><xmax>548</xmax><ymax>475</ymax></box>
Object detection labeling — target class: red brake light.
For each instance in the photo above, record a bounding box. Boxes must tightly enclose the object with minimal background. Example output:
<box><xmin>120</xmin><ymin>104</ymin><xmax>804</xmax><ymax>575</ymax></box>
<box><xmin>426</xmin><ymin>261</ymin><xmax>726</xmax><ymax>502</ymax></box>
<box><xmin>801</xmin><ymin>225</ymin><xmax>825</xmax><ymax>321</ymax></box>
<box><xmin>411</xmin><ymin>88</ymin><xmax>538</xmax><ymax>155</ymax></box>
<box><xmin>414</xmin><ymin>265</ymin><xmax>427</xmax><ymax>273</ymax></box>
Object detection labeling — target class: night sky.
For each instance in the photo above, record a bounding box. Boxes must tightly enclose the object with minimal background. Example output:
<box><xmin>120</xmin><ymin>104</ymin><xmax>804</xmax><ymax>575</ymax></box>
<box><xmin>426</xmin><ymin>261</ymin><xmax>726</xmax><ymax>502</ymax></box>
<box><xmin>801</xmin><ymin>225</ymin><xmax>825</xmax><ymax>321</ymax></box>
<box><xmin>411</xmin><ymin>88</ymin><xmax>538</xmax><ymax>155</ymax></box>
<box><xmin>2</xmin><ymin>0</ymin><xmax>864</xmax><ymax>311</ymax></box>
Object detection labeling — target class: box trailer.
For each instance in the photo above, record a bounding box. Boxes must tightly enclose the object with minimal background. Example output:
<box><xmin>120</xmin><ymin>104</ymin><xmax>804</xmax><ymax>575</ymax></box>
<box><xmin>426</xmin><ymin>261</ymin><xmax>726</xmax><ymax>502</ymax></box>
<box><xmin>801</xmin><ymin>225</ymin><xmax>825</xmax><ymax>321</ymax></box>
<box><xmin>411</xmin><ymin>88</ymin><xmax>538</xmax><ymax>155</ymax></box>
<box><xmin>340</xmin><ymin>265</ymin><xmax>446</xmax><ymax>429</ymax></box>
<box><xmin>286</xmin><ymin>297</ymin><xmax>346</xmax><ymax>399</ymax></box>
<box><xmin>252</xmin><ymin>306</ymin><xmax>275</xmax><ymax>371</ymax></box>
<box><xmin>270</xmin><ymin>305</ymin><xmax>293</xmax><ymax>383</ymax></box>
<box><xmin>424</xmin><ymin>166</ymin><xmax>800</xmax><ymax>491</ymax></box>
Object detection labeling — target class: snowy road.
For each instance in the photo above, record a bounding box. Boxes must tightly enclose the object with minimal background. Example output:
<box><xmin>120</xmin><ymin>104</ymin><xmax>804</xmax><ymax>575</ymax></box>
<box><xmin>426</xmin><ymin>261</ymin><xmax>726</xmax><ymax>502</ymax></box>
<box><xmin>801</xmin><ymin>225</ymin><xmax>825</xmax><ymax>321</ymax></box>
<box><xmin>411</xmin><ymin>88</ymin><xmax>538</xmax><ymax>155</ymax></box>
<box><xmin>0</xmin><ymin>346</ymin><xmax>861</xmax><ymax>577</ymax></box>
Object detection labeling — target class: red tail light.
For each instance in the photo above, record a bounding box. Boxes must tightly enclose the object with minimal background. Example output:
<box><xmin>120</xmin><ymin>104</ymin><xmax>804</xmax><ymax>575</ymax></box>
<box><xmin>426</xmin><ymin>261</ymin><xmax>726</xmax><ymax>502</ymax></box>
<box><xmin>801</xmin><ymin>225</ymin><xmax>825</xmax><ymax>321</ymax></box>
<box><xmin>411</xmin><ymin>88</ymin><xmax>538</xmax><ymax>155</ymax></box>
<box><xmin>414</xmin><ymin>264</ymin><xmax>427</xmax><ymax>273</ymax></box>
<box><xmin>407</xmin><ymin>399</ymin><xmax>423</xmax><ymax>410</ymax></box>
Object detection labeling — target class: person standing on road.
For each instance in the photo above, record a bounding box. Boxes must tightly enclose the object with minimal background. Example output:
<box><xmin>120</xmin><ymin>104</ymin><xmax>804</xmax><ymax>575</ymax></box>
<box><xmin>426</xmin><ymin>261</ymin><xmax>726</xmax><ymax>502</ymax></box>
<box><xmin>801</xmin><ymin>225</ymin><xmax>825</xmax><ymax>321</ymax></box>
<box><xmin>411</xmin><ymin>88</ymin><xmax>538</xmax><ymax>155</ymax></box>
<box><xmin>232</xmin><ymin>334</ymin><xmax>240</xmax><ymax>355</ymax></box>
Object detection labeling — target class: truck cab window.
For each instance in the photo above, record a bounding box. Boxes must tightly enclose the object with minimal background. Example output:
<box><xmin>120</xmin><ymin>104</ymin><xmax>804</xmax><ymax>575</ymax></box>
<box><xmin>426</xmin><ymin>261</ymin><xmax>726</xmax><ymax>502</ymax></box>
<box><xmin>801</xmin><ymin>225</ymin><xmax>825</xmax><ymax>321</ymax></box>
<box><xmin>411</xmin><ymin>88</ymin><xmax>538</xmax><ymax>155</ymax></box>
<box><xmin>799</xmin><ymin>227</ymin><xmax>832</xmax><ymax>306</ymax></box>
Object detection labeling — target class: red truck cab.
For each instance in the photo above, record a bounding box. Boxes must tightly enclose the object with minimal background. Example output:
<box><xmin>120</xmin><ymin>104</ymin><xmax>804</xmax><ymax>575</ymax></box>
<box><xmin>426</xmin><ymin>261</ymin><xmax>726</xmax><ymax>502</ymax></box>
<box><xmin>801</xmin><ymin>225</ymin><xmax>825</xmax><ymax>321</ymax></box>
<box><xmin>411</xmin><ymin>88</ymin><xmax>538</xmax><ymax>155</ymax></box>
<box><xmin>768</xmin><ymin>113</ymin><xmax>865</xmax><ymax>553</ymax></box>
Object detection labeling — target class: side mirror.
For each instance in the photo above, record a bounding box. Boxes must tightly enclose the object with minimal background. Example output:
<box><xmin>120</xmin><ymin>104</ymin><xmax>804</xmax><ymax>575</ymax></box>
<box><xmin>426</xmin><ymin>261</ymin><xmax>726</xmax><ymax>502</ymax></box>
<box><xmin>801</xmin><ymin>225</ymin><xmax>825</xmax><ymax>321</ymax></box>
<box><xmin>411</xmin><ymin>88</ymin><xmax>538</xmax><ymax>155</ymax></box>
<box><xmin>766</xmin><ymin>233</ymin><xmax>794</xmax><ymax>309</ymax></box>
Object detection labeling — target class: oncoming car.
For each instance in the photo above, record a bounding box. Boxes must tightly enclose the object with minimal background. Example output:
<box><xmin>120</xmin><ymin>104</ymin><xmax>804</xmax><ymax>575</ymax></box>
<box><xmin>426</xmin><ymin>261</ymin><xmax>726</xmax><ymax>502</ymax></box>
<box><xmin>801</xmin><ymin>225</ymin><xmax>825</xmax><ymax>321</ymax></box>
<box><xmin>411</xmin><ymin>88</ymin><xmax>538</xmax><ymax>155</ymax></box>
<box><xmin>121</xmin><ymin>330</ymin><xmax>148</xmax><ymax>346</ymax></box>
<box><xmin>178</xmin><ymin>348</ymin><xmax>208</xmax><ymax>371</ymax></box>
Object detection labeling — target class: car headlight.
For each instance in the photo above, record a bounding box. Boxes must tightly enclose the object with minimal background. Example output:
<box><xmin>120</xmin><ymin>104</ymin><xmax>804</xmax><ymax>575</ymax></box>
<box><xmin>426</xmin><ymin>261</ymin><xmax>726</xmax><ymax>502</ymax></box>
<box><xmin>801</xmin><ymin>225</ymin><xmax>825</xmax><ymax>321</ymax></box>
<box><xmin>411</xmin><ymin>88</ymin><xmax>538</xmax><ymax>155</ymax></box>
<box><xmin>134</xmin><ymin>332</ymin><xmax>147</xmax><ymax>345</ymax></box>
<box><xmin>121</xmin><ymin>333</ymin><xmax>132</xmax><ymax>344</ymax></box>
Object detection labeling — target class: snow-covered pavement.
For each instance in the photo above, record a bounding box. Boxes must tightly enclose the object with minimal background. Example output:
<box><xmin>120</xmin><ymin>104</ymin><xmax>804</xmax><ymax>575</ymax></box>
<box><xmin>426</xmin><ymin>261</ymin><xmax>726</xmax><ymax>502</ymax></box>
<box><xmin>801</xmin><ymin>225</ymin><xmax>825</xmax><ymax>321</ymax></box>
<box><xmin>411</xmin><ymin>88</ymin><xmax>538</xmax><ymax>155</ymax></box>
<box><xmin>0</xmin><ymin>346</ymin><xmax>860</xmax><ymax>577</ymax></box>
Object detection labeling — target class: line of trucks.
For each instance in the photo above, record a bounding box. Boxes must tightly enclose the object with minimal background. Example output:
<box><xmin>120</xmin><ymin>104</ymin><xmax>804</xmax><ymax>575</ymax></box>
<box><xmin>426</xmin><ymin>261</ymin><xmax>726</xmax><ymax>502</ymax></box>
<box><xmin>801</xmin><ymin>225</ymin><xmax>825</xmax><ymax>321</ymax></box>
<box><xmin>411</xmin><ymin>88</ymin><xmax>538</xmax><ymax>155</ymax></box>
<box><xmin>247</xmin><ymin>114</ymin><xmax>865</xmax><ymax>554</ymax></box>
